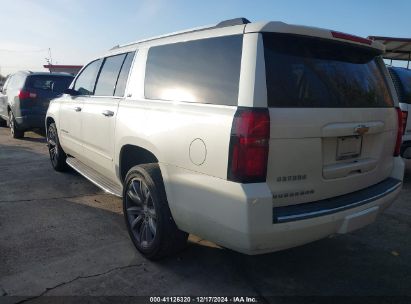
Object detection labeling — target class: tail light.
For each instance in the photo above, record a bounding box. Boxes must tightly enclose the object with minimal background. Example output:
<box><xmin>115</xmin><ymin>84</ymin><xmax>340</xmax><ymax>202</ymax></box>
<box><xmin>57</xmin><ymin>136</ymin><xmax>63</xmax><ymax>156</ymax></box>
<box><xmin>18</xmin><ymin>90</ymin><xmax>37</xmax><ymax>99</ymax></box>
<box><xmin>227</xmin><ymin>107</ymin><xmax>270</xmax><ymax>183</ymax></box>
<box><xmin>394</xmin><ymin>108</ymin><xmax>404</xmax><ymax>157</ymax></box>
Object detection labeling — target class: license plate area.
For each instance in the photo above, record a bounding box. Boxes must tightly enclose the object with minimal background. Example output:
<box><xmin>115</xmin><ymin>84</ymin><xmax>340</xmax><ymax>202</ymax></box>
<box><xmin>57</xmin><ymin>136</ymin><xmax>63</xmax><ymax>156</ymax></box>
<box><xmin>336</xmin><ymin>136</ymin><xmax>362</xmax><ymax>160</ymax></box>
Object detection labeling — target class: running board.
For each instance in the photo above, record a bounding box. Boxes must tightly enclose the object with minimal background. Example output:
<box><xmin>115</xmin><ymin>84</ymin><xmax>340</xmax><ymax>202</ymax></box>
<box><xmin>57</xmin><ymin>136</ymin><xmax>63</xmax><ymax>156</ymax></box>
<box><xmin>66</xmin><ymin>157</ymin><xmax>122</xmax><ymax>197</ymax></box>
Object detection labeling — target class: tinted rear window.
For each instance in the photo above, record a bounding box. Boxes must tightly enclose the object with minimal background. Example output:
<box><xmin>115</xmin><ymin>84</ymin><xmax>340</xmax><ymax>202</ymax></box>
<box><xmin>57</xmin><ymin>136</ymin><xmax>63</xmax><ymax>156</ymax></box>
<box><xmin>263</xmin><ymin>34</ymin><xmax>394</xmax><ymax>108</ymax></box>
<box><xmin>115</xmin><ymin>52</ymin><xmax>135</xmax><ymax>97</ymax></box>
<box><xmin>94</xmin><ymin>54</ymin><xmax>126</xmax><ymax>96</ymax></box>
<box><xmin>145</xmin><ymin>35</ymin><xmax>243</xmax><ymax>106</ymax></box>
<box><xmin>27</xmin><ymin>75</ymin><xmax>73</xmax><ymax>93</ymax></box>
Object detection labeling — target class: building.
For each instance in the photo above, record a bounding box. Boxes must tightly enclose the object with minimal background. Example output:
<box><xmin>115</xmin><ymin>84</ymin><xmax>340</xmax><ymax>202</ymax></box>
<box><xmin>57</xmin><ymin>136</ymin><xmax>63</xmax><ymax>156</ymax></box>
<box><xmin>43</xmin><ymin>65</ymin><xmax>83</xmax><ymax>75</ymax></box>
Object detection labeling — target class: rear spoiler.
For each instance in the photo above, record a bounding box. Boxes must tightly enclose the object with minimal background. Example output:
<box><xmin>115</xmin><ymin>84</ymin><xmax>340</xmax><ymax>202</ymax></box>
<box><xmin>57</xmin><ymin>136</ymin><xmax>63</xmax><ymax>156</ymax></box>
<box><xmin>245</xmin><ymin>21</ymin><xmax>385</xmax><ymax>52</ymax></box>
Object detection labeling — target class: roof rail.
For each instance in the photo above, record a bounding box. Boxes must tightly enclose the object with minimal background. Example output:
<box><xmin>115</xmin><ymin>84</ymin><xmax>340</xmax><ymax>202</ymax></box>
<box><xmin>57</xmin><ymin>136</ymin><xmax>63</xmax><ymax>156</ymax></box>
<box><xmin>17</xmin><ymin>70</ymin><xmax>32</xmax><ymax>74</ymax></box>
<box><xmin>114</xmin><ymin>17</ymin><xmax>250</xmax><ymax>49</ymax></box>
<box><xmin>216</xmin><ymin>17</ymin><xmax>250</xmax><ymax>28</ymax></box>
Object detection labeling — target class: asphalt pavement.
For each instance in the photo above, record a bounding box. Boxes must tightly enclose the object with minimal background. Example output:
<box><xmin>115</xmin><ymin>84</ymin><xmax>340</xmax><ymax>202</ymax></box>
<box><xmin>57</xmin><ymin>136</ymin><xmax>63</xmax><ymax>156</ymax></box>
<box><xmin>0</xmin><ymin>128</ymin><xmax>411</xmax><ymax>302</ymax></box>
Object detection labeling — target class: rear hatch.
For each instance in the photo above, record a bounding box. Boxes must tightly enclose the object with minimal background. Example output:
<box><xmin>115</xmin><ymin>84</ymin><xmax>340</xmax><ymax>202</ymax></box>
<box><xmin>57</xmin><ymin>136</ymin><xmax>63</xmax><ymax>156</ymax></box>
<box><xmin>262</xmin><ymin>33</ymin><xmax>397</xmax><ymax>207</ymax></box>
<box><xmin>22</xmin><ymin>75</ymin><xmax>73</xmax><ymax>114</ymax></box>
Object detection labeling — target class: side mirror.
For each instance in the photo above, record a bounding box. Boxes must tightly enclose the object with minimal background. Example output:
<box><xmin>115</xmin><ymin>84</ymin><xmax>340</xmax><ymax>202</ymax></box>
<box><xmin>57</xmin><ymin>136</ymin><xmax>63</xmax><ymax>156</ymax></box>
<box><xmin>64</xmin><ymin>88</ymin><xmax>79</xmax><ymax>96</ymax></box>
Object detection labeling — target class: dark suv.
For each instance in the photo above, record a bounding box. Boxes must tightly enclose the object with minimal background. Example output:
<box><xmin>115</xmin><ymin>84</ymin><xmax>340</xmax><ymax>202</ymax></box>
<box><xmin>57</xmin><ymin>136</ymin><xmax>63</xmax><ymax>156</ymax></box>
<box><xmin>388</xmin><ymin>67</ymin><xmax>411</xmax><ymax>158</ymax></box>
<box><xmin>0</xmin><ymin>71</ymin><xmax>73</xmax><ymax>138</ymax></box>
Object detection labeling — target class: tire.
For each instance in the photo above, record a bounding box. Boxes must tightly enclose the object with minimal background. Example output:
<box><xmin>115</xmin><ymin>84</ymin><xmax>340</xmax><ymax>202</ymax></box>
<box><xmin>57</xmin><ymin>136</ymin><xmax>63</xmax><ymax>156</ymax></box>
<box><xmin>47</xmin><ymin>122</ymin><xmax>69</xmax><ymax>171</ymax></box>
<box><xmin>123</xmin><ymin>164</ymin><xmax>188</xmax><ymax>260</ymax></box>
<box><xmin>8</xmin><ymin>111</ymin><xmax>24</xmax><ymax>138</ymax></box>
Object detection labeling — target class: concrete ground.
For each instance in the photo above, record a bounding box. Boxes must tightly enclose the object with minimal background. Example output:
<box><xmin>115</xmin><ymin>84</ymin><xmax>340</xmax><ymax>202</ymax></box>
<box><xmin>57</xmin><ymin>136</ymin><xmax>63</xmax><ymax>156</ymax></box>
<box><xmin>0</xmin><ymin>128</ymin><xmax>411</xmax><ymax>301</ymax></box>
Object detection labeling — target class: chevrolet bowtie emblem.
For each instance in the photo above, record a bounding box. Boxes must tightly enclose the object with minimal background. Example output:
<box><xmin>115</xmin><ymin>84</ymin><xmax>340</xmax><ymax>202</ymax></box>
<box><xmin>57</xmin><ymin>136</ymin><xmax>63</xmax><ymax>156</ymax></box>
<box><xmin>354</xmin><ymin>125</ymin><xmax>370</xmax><ymax>136</ymax></box>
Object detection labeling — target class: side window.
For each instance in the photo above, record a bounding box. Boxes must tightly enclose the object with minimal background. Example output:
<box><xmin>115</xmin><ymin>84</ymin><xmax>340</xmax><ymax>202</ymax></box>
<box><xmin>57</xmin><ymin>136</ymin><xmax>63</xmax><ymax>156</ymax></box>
<box><xmin>114</xmin><ymin>52</ymin><xmax>135</xmax><ymax>97</ymax></box>
<box><xmin>144</xmin><ymin>35</ymin><xmax>243</xmax><ymax>106</ymax></box>
<box><xmin>94</xmin><ymin>54</ymin><xmax>126</xmax><ymax>96</ymax></box>
<box><xmin>2</xmin><ymin>76</ymin><xmax>12</xmax><ymax>93</ymax></box>
<box><xmin>74</xmin><ymin>59</ymin><xmax>103</xmax><ymax>95</ymax></box>
<box><xmin>7</xmin><ymin>75</ymin><xmax>21</xmax><ymax>92</ymax></box>
<box><xmin>8</xmin><ymin>74</ymin><xmax>25</xmax><ymax>91</ymax></box>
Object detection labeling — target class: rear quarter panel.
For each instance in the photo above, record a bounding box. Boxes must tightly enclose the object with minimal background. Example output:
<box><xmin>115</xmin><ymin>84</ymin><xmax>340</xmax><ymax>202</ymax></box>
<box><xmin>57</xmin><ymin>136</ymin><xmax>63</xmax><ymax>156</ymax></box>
<box><xmin>114</xmin><ymin>47</ymin><xmax>238</xmax><ymax>229</ymax></box>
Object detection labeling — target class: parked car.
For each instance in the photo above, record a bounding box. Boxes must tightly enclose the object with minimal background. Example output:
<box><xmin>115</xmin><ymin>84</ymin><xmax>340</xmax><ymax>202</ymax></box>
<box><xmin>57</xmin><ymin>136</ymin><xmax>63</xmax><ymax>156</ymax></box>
<box><xmin>46</xmin><ymin>18</ymin><xmax>405</xmax><ymax>259</ymax></box>
<box><xmin>0</xmin><ymin>76</ymin><xmax>10</xmax><ymax>127</ymax></box>
<box><xmin>388</xmin><ymin>67</ymin><xmax>411</xmax><ymax>159</ymax></box>
<box><xmin>0</xmin><ymin>71</ymin><xmax>74</xmax><ymax>138</ymax></box>
<box><xmin>0</xmin><ymin>76</ymin><xmax>7</xmax><ymax>92</ymax></box>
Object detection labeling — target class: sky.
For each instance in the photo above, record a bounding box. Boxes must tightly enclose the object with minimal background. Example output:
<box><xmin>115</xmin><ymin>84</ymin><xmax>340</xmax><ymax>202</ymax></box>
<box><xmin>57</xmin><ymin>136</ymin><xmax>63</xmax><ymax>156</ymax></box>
<box><xmin>0</xmin><ymin>0</ymin><xmax>410</xmax><ymax>76</ymax></box>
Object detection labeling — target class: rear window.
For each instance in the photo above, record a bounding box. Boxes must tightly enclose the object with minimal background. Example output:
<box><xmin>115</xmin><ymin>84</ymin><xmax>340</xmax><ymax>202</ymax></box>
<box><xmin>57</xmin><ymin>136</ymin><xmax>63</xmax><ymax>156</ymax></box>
<box><xmin>145</xmin><ymin>35</ymin><xmax>243</xmax><ymax>106</ymax></box>
<box><xmin>27</xmin><ymin>75</ymin><xmax>73</xmax><ymax>93</ymax></box>
<box><xmin>263</xmin><ymin>33</ymin><xmax>394</xmax><ymax>108</ymax></box>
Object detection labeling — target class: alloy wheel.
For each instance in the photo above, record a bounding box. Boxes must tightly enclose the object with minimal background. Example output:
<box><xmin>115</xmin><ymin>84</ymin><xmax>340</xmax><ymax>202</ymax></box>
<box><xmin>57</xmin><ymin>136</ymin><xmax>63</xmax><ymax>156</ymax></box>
<box><xmin>125</xmin><ymin>178</ymin><xmax>157</xmax><ymax>248</ymax></box>
<box><xmin>9</xmin><ymin>112</ymin><xmax>14</xmax><ymax>136</ymax></box>
<box><xmin>47</xmin><ymin>127</ymin><xmax>58</xmax><ymax>165</ymax></box>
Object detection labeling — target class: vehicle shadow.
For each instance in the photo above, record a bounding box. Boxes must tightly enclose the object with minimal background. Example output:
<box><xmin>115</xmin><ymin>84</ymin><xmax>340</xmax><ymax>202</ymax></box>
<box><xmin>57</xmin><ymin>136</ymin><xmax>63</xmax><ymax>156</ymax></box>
<box><xmin>19</xmin><ymin>136</ymin><xmax>46</xmax><ymax>144</ymax></box>
<box><xmin>20</xmin><ymin>130</ymin><xmax>47</xmax><ymax>143</ymax></box>
<box><xmin>0</xmin><ymin>128</ymin><xmax>46</xmax><ymax>142</ymax></box>
<box><xmin>163</xmin><ymin>222</ymin><xmax>411</xmax><ymax>297</ymax></box>
<box><xmin>1</xmin><ymin>169</ymin><xmax>410</xmax><ymax>298</ymax></box>
<box><xmin>0</xmin><ymin>143</ymin><xmax>101</xmax><ymax>201</ymax></box>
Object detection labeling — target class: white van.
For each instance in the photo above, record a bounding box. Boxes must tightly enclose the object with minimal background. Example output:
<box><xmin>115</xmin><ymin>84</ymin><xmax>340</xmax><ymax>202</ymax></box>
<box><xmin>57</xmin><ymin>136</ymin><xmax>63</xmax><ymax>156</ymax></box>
<box><xmin>46</xmin><ymin>18</ymin><xmax>405</xmax><ymax>259</ymax></box>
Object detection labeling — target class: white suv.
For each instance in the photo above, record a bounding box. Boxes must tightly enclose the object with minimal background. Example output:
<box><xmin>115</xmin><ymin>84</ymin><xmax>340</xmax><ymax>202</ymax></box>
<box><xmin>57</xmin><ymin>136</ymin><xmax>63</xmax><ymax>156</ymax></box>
<box><xmin>46</xmin><ymin>18</ymin><xmax>405</xmax><ymax>259</ymax></box>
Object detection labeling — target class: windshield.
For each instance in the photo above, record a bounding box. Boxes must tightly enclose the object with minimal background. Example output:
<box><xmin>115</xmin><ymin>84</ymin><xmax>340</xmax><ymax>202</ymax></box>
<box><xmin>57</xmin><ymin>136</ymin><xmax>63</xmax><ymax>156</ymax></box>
<box><xmin>263</xmin><ymin>33</ymin><xmax>394</xmax><ymax>108</ymax></box>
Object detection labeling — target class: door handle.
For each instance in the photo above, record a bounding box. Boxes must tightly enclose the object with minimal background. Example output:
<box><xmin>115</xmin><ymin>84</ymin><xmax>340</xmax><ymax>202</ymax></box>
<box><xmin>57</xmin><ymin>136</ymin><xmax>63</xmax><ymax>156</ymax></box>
<box><xmin>74</xmin><ymin>106</ymin><xmax>82</xmax><ymax>112</ymax></box>
<box><xmin>102</xmin><ymin>110</ymin><xmax>114</xmax><ymax>117</ymax></box>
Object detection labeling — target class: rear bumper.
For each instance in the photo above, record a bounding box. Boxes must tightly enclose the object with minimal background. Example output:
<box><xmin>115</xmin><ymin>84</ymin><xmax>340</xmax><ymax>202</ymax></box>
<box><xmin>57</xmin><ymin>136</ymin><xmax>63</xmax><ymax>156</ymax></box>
<box><xmin>273</xmin><ymin>178</ymin><xmax>401</xmax><ymax>223</ymax></box>
<box><xmin>15</xmin><ymin>114</ymin><xmax>45</xmax><ymax>130</ymax></box>
<box><xmin>246</xmin><ymin>183</ymin><xmax>401</xmax><ymax>254</ymax></box>
<box><xmin>163</xmin><ymin>158</ymin><xmax>404</xmax><ymax>255</ymax></box>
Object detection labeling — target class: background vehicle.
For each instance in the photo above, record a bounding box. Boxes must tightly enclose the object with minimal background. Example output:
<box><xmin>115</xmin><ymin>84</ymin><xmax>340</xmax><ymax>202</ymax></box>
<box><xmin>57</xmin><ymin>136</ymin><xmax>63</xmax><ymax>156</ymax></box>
<box><xmin>388</xmin><ymin>67</ymin><xmax>411</xmax><ymax>159</ymax></box>
<box><xmin>0</xmin><ymin>75</ymin><xmax>10</xmax><ymax>127</ymax></box>
<box><xmin>0</xmin><ymin>71</ymin><xmax>73</xmax><ymax>138</ymax></box>
<box><xmin>46</xmin><ymin>18</ymin><xmax>404</xmax><ymax>259</ymax></box>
